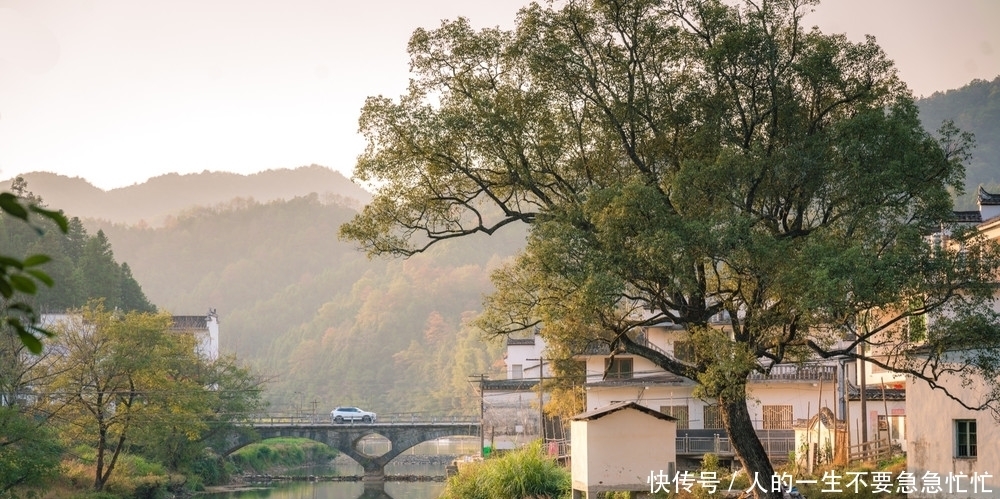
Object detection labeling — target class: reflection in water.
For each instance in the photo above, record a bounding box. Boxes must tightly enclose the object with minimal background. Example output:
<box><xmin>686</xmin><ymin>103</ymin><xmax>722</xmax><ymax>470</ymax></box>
<box><xmin>201</xmin><ymin>437</ymin><xmax>475</xmax><ymax>499</ymax></box>
<box><xmin>200</xmin><ymin>480</ymin><xmax>445</xmax><ymax>499</ymax></box>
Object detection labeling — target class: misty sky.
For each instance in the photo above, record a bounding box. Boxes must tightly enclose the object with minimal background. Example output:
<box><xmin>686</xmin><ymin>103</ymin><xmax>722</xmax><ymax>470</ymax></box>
<box><xmin>1</xmin><ymin>0</ymin><xmax>998</xmax><ymax>191</ymax></box>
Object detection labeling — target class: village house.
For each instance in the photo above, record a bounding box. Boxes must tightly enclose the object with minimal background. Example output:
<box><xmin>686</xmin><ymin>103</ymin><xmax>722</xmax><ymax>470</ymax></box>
<box><xmin>493</xmin><ymin>316</ymin><xmax>907</xmax><ymax>468</ymax></box>
<box><xmin>571</xmin><ymin>401</ymin><xmax>677</xmax><ymax>499</ymax></box>
<box><xmin>39</xmin><ymin>308</ymin><xmax>220</xmax><ymax>361</ymax></box>
<box><xmin>482</xmin><ymin>329</ymin><xmax>555</xmax><ymax>450</ymax></box>
<box><xmin>170</xmin><ymin>308</ymin><xmax>220</xmax><ymax>361</ymax></box>
<box><xmin>903</xmin><ymin>187</ymin><xmax>1000</xmax><ymax>498</ymax></box>
<box><xmin>576</xmin><ymin>322</ymin><xmax>847</xmax><ymax>469</ymax></box>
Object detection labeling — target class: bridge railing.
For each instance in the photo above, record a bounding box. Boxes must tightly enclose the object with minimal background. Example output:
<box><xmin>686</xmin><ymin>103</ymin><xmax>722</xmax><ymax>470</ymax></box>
<box><xmin>248</xmin><ymin>411</ymin><xmax>480</xmax><ymax>425</ymax></box>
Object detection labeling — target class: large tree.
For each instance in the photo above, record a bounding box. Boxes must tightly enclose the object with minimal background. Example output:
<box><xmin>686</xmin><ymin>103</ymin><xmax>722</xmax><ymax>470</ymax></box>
<box><xmin>42</xmin><ymin>302</ymin><xmax>263</xmax><ymax>491</ymax></box>
<box><xmin>340</xmin><ymin>0</ymin><xmax>1000</xmax><ymax>494</ymax></box>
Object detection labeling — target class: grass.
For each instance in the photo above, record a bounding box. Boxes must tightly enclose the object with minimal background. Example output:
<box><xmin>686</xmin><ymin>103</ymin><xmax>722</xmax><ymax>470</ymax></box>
<box><xmin>228</xmin><ymin>437</ymin><xmax>338</xmax><ymax>473</ymax></box>
<box><xmin>440</xmin><ymin>440</ymin><xmax>571</xmax><ymax>499</ymax></box>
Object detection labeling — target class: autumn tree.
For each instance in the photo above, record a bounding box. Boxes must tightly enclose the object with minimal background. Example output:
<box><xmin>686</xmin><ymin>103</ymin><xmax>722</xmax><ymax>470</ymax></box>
<box><xmin>42</xmin><ymin>301</ymin><xmax>265</xmax><ymax>490</ymax></box>
<box><xmin>130</xmin><ymin>352</ymin><xmax>267</xmax><ymax>477</ymax></box>
<box><xmin>340</xmin><ymin>0</ymin><xmax>1000</xmax><ymax>494</ymax></box>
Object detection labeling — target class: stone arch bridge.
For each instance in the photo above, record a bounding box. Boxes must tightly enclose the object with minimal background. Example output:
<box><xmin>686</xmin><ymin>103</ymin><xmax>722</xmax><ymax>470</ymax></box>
<box><xmin>225</xmin><ymin>420</ymin><xmax>481</xmax><ymax>480</ymax></box>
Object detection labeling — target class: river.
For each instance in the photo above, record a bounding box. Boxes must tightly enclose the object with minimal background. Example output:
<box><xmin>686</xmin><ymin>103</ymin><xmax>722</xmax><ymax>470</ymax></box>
<box><xmin>199</xmin><ymin>437</ymin><xmax>478</xmax><ymax>499</ymax></box>
<box><xmin>200</xmin><ymin>481</ymin><xmax>445</xmax><ymax>499</ymax></box>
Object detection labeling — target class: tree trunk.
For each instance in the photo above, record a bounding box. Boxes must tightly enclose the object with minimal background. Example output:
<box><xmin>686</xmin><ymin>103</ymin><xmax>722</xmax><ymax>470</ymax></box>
<box><xmin>95</xmin><ymin>424</ymin><xmax>107</xmax><ymax>491</ymax></box>
<box><xmin>721</xmin><ymin>385</ymin><xmax>782</xmax><ymax>499</ymax></box>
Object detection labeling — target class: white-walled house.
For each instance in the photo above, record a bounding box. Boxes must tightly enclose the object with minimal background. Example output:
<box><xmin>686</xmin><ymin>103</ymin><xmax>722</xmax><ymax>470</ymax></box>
<box><xmin>171</xmin><ymin>309</ymin><xmax>220</xmax><ymax>361</ymax></box>
<box><xmin>40</xmin><ymin>309</ymin><xmax>220</xmax><ymax>361</ymax></box>
<box><xmin>571</xmin><ymin>402</ymin><xmax>677</xmax><ymax>499</ymax></box>
<box><xmin>903</xmin><ymin>187</ymin><xmax>1000</xmax><ymax>498</ymax></box>
<box><xmin>574</xmin><ymin>318</ymin><xmax>916</xmax><ymax>467</ymax></box>
<box><xmin>906</xmin><ymin>367</ymin><xmax>1000</xmax><ymax>498</ymax></box>
<box><xmin>482</xmin><ymin>331</ymin><xmax>554</xmax><ymax>449</ymax></box>
<box><xmin>504</xmin><ymin>329</ymin><xmax>553</xmax><ymax>380</ymax></box>
<box><xmin>577</xmin><ymin>323</ymin><xmax>847</xmax><ymax>467</ymax></box>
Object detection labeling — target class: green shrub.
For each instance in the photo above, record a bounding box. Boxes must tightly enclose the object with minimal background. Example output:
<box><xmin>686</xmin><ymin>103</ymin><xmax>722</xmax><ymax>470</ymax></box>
<box><xmin>701</xmin><ymin>453</ymin><xmax>720</xmax><ymax>473</ymax></box>
<box><xmin>229</xmin><ymin>438</ymin><xmax>336</xmax><ymax>473</ymax></box>
<box><xmin>441</xmin><ymin>441</ymin><xmax>570</xmax><ymax>499</ymax></box>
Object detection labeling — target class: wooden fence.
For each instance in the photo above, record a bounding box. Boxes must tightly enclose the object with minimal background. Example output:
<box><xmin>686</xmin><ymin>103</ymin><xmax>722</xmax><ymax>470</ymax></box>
<box><xmin>849</xmin><ymin>437</ymin><xmax>893</xmax><ymax>463</ymax></box>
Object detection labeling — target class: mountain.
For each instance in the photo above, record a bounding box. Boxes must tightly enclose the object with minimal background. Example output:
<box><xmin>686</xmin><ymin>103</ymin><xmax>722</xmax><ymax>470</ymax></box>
<box><xmin>916</xmin><ymin>75</ymin><xmax>1000</xmax><ymax>209</ymax></box>
<box><xmin>90</xmin><ymin>194</ymin><xmax>520</xmax><ymax>416</ymax></box>
<box><xmin>3</xmin><ymin>166</ymin><xmax>518</xmax><ymax>415</ymax></box>
<box><xmin>2</xmin><ymin>165</ymin><xmax>372</xmax><ymax>226</ymax></box>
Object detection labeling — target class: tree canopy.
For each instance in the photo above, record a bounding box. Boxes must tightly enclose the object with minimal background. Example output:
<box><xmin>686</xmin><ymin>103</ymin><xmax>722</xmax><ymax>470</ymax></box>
<box><xmin>0</xmin><ymin>178</ymin><xmax>68</xmax><ymax>352</ymax></box>
<box><xmin>341</xmin><ymin>0</ymin><xmax>1000</xmax><ymax>493</ymax></box>
<box><xmin>0</xmin><ymin>178</ymin><xmax>156</xmax><ymax>321</ymax></box>
<box><xmin>43</xmin><ymin>301</ymin><xmax>266</xmax><ymax>491</ymax></box>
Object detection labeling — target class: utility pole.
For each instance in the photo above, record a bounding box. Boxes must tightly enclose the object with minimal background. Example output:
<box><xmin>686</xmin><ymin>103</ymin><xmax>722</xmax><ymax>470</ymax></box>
<box><xmin>859</xmin><ymin>342</ymin><xmax>868</xmax><ymax>445</ymax></box>
<box><xmin>293</xmin><ymin>391</ymin><xmax>301</xmax><ymax>421</ymax></box>
<box><xmin>529</xmin><ymin>357</ymin><xmax>545</xmax><ymax>442</ymax></box>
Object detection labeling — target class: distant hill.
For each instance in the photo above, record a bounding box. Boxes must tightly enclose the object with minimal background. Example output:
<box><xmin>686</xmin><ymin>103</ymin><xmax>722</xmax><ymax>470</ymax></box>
<box><xmin>916</xmin><ymin>76</ymin><xmax>1000</xmax><ymax>209</ymax></box>
<box><xmin>2</xmin><ymin>165</ymin><xmax>372</xmax><ymax>226</ymax></box>
<box><xmin>0</xmin><ymin>162</ymin><xmax>519</xmax><ymax>415</ymax></box>
<box><xmin>91</xmin><ymin>194</ymin><xmax>520</xmax><ymax>416</ymax></box>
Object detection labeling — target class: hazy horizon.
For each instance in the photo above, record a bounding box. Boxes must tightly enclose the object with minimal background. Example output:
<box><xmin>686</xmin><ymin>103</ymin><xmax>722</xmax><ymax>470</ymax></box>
<box><xmin>2</xmin><ymin>0</ymin><xmax>998</xmax><ymax>190</ymax></box>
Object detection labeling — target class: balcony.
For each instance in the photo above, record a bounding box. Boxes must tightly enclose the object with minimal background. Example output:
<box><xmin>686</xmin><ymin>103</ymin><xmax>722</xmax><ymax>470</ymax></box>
<box><xmin>675</xmin><ymin>429</ymin><xmax>795</xmax><ymax>462</ymax></box>
<box><xmin>748</xmin><ymin>364</ymin><xmax>836</xmax><ymax>382</ymax></box>
<box><xmin>577</xmin><ymin>333</ymin><xmax>670</xmax><ymax>357</ymax></box>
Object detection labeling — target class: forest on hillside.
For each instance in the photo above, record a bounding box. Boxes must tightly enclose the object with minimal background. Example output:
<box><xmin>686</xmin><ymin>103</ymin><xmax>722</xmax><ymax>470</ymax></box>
<box><xmin>916</xmin><ymin>76</ymin><xmax>1000</xmax><ymax>209</ymax></box>
<box><xmin>92</xmin><ymin>193</ymin><xmax>522</xmax><ymax>417</ymax></box>
<box><xmin>0</xmin><ymin>178</ymin><xmax>155</xmax><ymax>314</ymax></box>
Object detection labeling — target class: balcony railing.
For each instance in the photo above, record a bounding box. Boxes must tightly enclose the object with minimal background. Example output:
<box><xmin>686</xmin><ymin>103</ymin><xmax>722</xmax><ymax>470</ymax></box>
<box><xmin>676</xmin><ymin>431</ymin><xmax>795</xmax><ymax>462</ymax></box>
<box><xmin>748</xmin><ymin>364</ymin><xmax>836</xmax><ymax>382</ymax></box>
<box><xmin>578</xmin><ymin>333</ymin><xmax>671</xmax><ymax>357</ymax></box>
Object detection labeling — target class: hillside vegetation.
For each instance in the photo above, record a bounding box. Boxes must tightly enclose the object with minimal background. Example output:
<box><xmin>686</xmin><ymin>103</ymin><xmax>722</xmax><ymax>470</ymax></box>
<box><xmin>916</xmin><ymin>75</ymin><xmax>1000</xmax><ymax>208</ymax></box>
<box><xmin>91</xmin><ymin>191</ymin><xmax>519</xmax><ymax>416</ymax></box>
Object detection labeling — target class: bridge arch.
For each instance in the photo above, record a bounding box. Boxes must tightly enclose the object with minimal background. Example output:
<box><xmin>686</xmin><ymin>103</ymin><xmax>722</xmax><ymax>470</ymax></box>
<box><xmin>225</xmin><ymin>422</ymin><xmax>480</xmax><ymax>480</ymax></box>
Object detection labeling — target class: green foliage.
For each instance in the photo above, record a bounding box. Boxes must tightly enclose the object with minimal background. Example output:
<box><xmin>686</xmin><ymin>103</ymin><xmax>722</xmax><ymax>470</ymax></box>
<box><xmin>0</xmin><ymin>177</ymin><xmax>155</xmax><ymax>324</ymax></box>
<box><xmin>0</xmin><ymin>407</ymin><xmax>63</xmax><ymax>495</ymax></box>
<box><xmin>701</xmin><ymin>453</ymin><xmax>720</xmax><ymax>474</ymax></box>
<box><xmin>0</xmin><ymin>181</ymin><xmax>69</xmax><ymax>352</ymax></box>
<box><xmin>440</xmin><ymin>441</ymin><xmax>570</xmax><ymax>499</ymax></box>
<box><xmin>44</xmin><ymin>302</ymin><xmax>266</xmax><ymax>492</ymax></box>
<box><xmin>340</xmin><ymin>0</ymin><xmax>1000</xmax><ymax>485</ymax></box>
<box><xmin>229</xmin><ymin>438</ymin><xmax>337</xmax><ymax>473</ymax></box>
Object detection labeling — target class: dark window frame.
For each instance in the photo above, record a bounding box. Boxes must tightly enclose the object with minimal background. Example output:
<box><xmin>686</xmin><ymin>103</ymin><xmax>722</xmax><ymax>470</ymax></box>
<box><xmin>956</xmin><ymin>419</ymin><xmax>977</xmax><ymax>458</ymax></box>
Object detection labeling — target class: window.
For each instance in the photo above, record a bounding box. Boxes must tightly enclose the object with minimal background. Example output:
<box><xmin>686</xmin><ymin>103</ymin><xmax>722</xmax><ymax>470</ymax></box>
<box><xmin>674</xmin><ymin>341</ymin><xmax>696</xmax><ymax>363</ymax></box>
<box><xmin>762</xmin><ymin>405</ymin><xmax>793</xmax><ymax>430</ymax></box>
<box><xmin>703</xmin><ymin>404</ymin><xmax>724</xmax><ymax>430</ymax></box>
<box><xmin>511</xmin><ymin>364</ymin><xmax>523</xmax><ymax>379</ymax></box>
<box><xmin>956</xmin><ymin>419</ymin><xmax>977</xmax><ymax>458</ymax></box>
<box><xmin>660</xmin><ymin>405</ymin><xmax>690</xmax><ymax>430</ymax></box>
<box><xmin>604</xmin><ymin>357</ymin><xmax>633</xmax><ymax>379</ymax></box>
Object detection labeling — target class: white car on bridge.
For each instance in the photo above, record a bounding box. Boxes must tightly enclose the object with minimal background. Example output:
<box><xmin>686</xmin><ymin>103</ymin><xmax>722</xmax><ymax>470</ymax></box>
<box><xmin>331</xmin><ymin>406</ymin><xmax>377</xmax><ymax>424</ymax></box>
